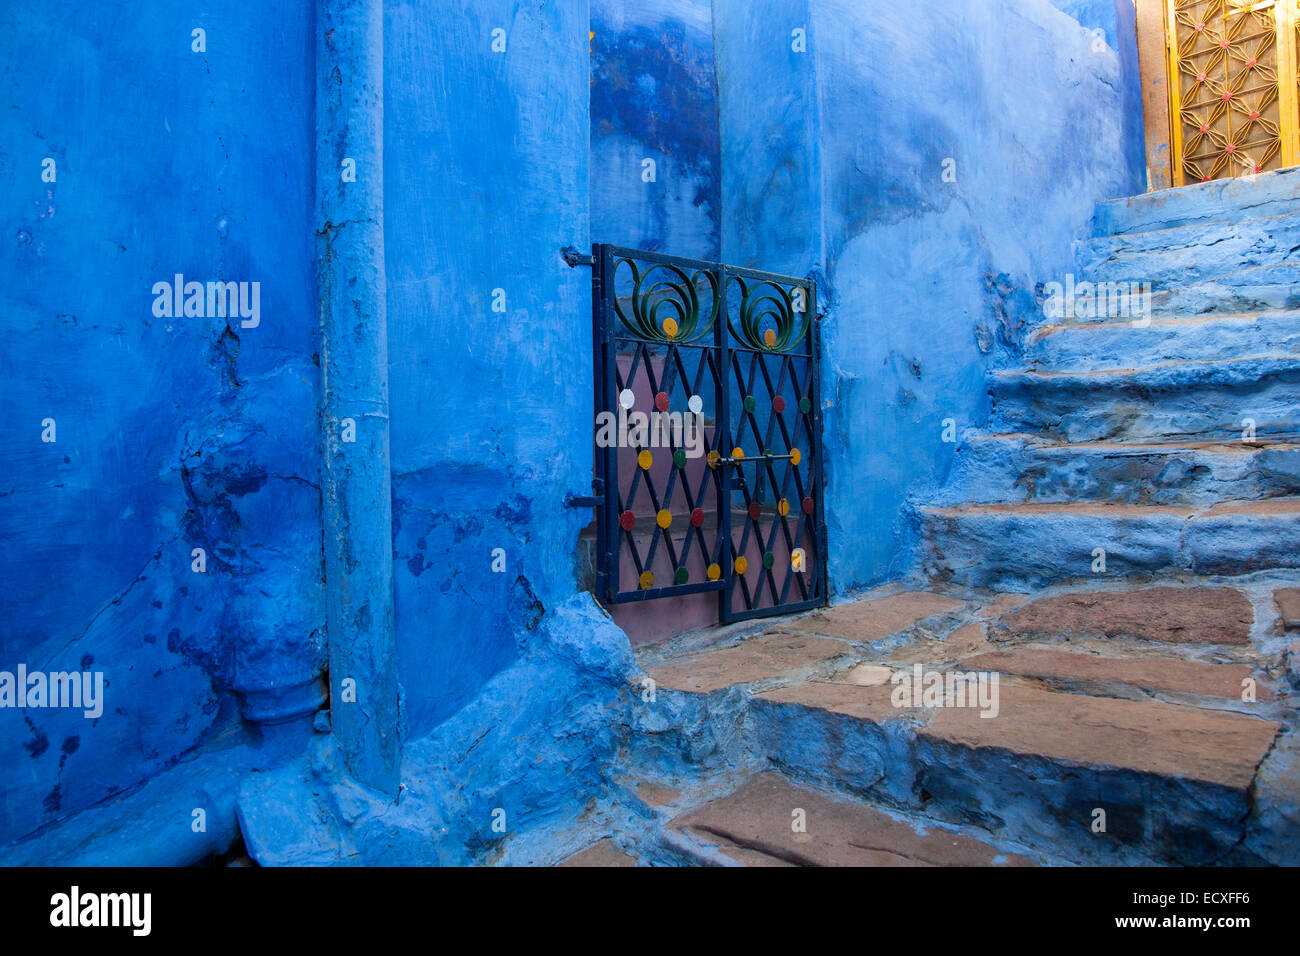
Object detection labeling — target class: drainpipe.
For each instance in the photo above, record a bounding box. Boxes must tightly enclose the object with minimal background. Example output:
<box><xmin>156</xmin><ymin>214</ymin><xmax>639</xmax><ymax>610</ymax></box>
<box><xmin>316</xmin><ymin>0</ymin><xmax>401</xmax><ymax>797</ymax></box>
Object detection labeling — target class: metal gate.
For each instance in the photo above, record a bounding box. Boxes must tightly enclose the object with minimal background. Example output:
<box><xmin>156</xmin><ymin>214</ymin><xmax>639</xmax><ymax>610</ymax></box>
<box><xmin>582</xmin><ymin>244</ymin><xmax>827</xmax><ymax>625</ymax></box>
<box><xmin>1163</xmin><ymin>0</ymin><xmax>1300</xmax><ymax>184</ymax></box>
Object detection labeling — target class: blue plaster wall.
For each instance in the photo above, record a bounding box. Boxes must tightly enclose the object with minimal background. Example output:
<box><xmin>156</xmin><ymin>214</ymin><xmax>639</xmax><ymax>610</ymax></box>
<box><xmin>0</xmin><ymin>0</ymin><xmax>1157</xmax><ymax>864</ymax></box>
<box><xmin>383</xmin><ymin>0</ymin><xmax>595</xmax><ymax>738</ymax></box>
<box><xmin>813</xmin><ymin>0</ymin><xmax>1145</xmax><ymax>590</ymax></box>
<box><xmin>1047</xmin><ymin>0</ymin><xmax>1146</xmax><ymax>184</ymax></box>
<box><xmin>591</xmin><ymin>0</ymin><xmax>721</xmax><ymax>258</ymax></box>
<box><xmin>713</xmin><ymin>0</ymin><xmax>821</xmax><ymax>277</ymax></box>
<box><xmin>0</xmin><ymin>2</ymin><xmax>323</xmax><ymax>848</ymax></box>
<box><xmin>715</xmin><ymin>0</ymin><xmax>1146</xmax><ymax>593</ymax></box>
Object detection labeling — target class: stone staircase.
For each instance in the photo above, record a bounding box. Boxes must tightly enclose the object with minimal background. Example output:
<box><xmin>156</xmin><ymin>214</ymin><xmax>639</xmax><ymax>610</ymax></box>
<box><xmin>558</xmin><ymin>171</ymin><xmax>1300</xmax><ymax>867</ymax></box>
<box><xmin>558</xmin><ymin>582</ymin><xmax>1297</xmax><ymax>866</ymax></box>
<box><xmin>921</xmin><ymin>166</ymin><xmax>1300</xmax><ymax>590</ymax></box>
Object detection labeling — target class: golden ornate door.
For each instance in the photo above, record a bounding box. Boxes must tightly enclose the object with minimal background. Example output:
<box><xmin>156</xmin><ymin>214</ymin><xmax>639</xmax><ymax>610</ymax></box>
<box><xmin>1164</xmin><ymin>0</ymin><xmax>1300</xmax><ymax>185</ymax></box>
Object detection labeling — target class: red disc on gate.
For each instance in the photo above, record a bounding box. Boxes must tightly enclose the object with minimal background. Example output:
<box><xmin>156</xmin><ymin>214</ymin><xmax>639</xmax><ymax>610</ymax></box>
<box><xmin>654</xmin><ymin>392</ymin><xmax>670</xmax><ymax>412</ymax></box>
<box><xmin>772</xmin><ymin>396</ymin><xmax>786</xmax><ymax>413</ymax></box>
<box><xmin>619</xmin><ymin>510</ymin><xmax>636</xmax><ymax>532</ymax></box>
<box><xmin>802</xmin><ymin>497</ymin><xmax>815</xmax><ymax>515</ymax></box>
<box><xmin>748</xmin><ymin>502</ymin><xmax>762</xmax><ymax>521</ymax></box>
<box><xmin>690</xmin><ymin>508</ymin><xmax>705</xmax><ymax>527</ymax></box>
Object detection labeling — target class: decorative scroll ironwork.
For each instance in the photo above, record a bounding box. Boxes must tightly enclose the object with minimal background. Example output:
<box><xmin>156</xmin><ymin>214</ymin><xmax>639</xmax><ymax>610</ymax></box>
<box><xmin>610</xmin><ymin>256</ymin><xmax>718</xmax><ymax>345</ymax></box>
<box><xmin>1167</xmin><ymin>0</ymin><xmax>1300</xmax><ymax>184</ymax></box>
<box><xmin>726</xmin><ymin>276</ymin><xmax>811</xmax><ymax>353</ymax></box>
<box><xmin>590</xmin><ymin>245</ymin><xmax>827</xmax><ymax>625</ymax></box>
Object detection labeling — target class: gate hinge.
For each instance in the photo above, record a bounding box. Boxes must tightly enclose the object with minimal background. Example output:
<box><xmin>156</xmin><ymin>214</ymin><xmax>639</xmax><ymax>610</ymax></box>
<box><xmin>565</xmin><ymin>477</ymin><xmax>604</xmax><ymax>509</ymax></box>
<box><xmin>562</xmin><ymin>247</ymin><xmax>595</xmax><ymax>268</ymax></box>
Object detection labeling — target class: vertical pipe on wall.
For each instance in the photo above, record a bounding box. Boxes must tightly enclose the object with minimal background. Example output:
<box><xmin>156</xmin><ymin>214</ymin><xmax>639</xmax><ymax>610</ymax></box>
<box><xmin>316</xmin><ymin>0</ymin><xmax>401</xmax><ymax>797</ymax></box>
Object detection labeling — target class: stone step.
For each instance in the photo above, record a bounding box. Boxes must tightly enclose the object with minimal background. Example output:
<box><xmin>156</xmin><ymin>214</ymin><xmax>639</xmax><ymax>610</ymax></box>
<box><xmin>960</xmin><ymin>648</ymin><xmax>1263</xmax><ymax>700</ymax></box>
<box><xmin>753</xmin><ymin>678</ymin><xmax>1280</xmax><ymax>864</ymax></box>
<box><xmin>937</xmin><ymin>434</ymin><xmax>1300</xmax><ymax>506</ymax></box>
<box><xmin>636</xmin><ymin>583</ymin><xmax>1296</xmax><ymax>864</ymax></box>
<box><xmin>918</xmin><ymin>499</ymin><xmax>1300</xmax><ymax>589</ymax></box>
<box><xmin>989</xmin><ymin>585</ymin><xmax>1254</xmax><ymax>646</ymax></box>
<box><xmin>669</xmin><ymin>773</ymin><xmax>1033</xmax><ymax>866</ymax></box>
<box><xmin>1075</xmin><ymin>209</ymin><xmax>1300</xmax><ymax>289</ymax></box>
<box><xmin>990</xmin><ymin>356</ymin><xmax>1300</xmax><ymax>444</ymax></box>
<box><xmin>1031</xmin><ymin>263</ymin><xmax>1300</xmax><ymax>325</ymax></box>
<box><xmin>1092</xmin><ymin>164</ymin><xmax>1300</xmax><ymax>236</ymax></box>
<box><xmin>1025</xmin><ymin>310</ymin><xmax>1300</xmax><ymax>371</ymax></box>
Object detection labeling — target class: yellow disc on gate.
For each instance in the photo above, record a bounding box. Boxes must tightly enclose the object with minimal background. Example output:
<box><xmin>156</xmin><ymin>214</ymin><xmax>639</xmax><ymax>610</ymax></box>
<box><xmin>638</xmin><ymin>450</ymin><xmax>653</xmax><ymax>470</ymax></box>
<box><xmin>734</xmin><ymin>556</ymin><xmax>749</xmax><ymax>575</ymax></box>
<box><xmin>707</xmin><ymin>450</ymin><xmax>721</xmax><ymax>470</ymax></box>
<box><xmin>731</xmin><ymin>447</ymin><xmax>745</xmax><ymax>461</ymax></box>
<box><xmin>706</xmin><ymin>563</ymin><xmax>722</xmax><ymax>581</ymax></box>
<box><xmin>790</xmin><ymin>447</ymin><xmax>802</xmax><ymax>466</ymax></box>
<box><xmin>662</xmin><ymin>317</ymin><xmax>679</xmax><ymax>339</ymax></box>
<box><xmin>639</xmin><ymin>571</ymin><xmax>655</xmax><ymax>590</ymax></box>
<box><xmin>656</xmin><ymin>509</ymin><xmax>673</xmax><ymax>530</ymax></box>
<box><xmin>763</xmin><ymin>328</ymin><xmax>777</xmax><ymax>347</ymax></box>
<box><xmin>778</xmin><ymin>498</ymin><xmax>790</xmax><ymax>516</ymax></box>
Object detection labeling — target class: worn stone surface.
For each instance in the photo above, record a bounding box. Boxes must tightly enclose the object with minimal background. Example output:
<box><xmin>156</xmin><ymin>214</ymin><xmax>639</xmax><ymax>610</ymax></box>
<box><xmin>992</xmin><ymin>587</ymin><xmax>1253</xmax><ymax>646</ymax></box>
<box><xmin>789</xmin><ymin>591</ymin><xmax>966</xmax><ymax>642</ymax></box>
<box><xmin>1275</xmin><ymin>589</ymin><xmax>1300</xmax><ymax>630</ymax></box>
<box><xmin>940</xmin><ymin>433</ymin><xmax>1300</xmax><ymax>508</ymax></box>
<box><xmin>634</xmin><ymin>781</ymin><xmax>683</xmax><ymax>808</ymax></box>
<box><xmin>961</xmin><ymin>648</ymin><xmax>1262</xmax><ymax>699</ymax></box>
<box><xmin>840</xmin><ymin>663</ymin><xmax>896</xmax><ymax>686</ymax></box>
<box><xmin>975</xmin><ymin>593</ymin><xmax>1033</xmax><ymax>619</ymax></box>
<box><xmin>756</xmin><ymin>681</ymin><xmax>917</xmax><ymax>723</ymax></box>
<box><xmin>673</xmin><ymin>774</ymin><xmax>1032</xmax><ymax>867</ymax></box>
<box><xmin>881</xmin><ymin>622</ymin><xmax>989</xmax><ymax>666</ymax></box>
<box><xmin>716</xmin><ymin>845</ymin><xmax>797</xmax><ymax>867</ymax></box>
<box><xmin>558</xmin><ymin>838</ymin><xmax>638</xmax><ymax>868</ymax></box>
<box><xmin>644</xmin><ymin>632</ymin><xmax>851</xmax><ymax>694</ymax></box>
<box><xmin>922</xmin><ymin>683</ymin><xmax>1279</xmax><ymax>789</ymax></box>
<box><xmin>1243</xmin><ymin>729</ymin><xmax>1300</xmax><ymax>865</ymax></box>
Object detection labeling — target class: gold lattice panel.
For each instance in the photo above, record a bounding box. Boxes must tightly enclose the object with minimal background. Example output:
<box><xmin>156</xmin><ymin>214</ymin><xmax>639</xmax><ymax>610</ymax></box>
<box><xmin>1167</xmin><ymin>0</ymin><xmax>1300</xmax><ymax>184</ymax></box>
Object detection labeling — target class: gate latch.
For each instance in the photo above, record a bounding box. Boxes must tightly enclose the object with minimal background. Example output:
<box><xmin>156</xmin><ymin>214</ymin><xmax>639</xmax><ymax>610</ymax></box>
<box><xmin>717</xmin><ymin>452</ymin><xmax>795</xmax><ymax>467</ymax></box>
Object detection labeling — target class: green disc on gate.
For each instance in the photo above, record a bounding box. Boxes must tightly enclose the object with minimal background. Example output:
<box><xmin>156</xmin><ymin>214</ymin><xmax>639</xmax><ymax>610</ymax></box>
<box><xmin>674</xmin><ymin>567</ymin><xmax>690</xmax><ymax>585</ymax></box>
<box><xmin>762</xmin><ymin>552</ymin><xmax>775</xmax><ymax>570</ymax></box>
<box><xmin>673</xmin><ymin>449</ymin><xmax>687</xmax><ymax>469</ymax></box>
<box><xmin>799</xmin><ymin>397</ymin><xmax>812</xmax><ymax>414</ymax></box>
<box><xmin>743</xmin><ymin>395</ymin><xmax>757</xmax><ymax>413</ymax></box>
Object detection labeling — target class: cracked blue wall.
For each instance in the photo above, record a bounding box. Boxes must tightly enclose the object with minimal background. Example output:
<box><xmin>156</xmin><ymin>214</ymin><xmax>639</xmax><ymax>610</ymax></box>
<box><xmin>0</xmin><ymin>1</ymin><xmax>323</xmax><ymax>850</ymax></box>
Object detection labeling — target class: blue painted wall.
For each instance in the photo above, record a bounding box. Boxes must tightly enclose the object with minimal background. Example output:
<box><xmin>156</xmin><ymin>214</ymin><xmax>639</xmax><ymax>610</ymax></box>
<box><xmin>591</xmin><ymin>0</ymin><xmax>721</xmax><ymax>258</ymax></box>
<box><xmin>0</xmin><ymin>0</ymin><xmax>1154</xmax><ymax>863</ymax></box>
<box><xmin>384</xmin><ymin>0</ymin><xmax>595</xmax><ymax>738</ymax></box>
<box><xmin>713</xmin><ymin>0</ymin><xmax>820</xmax><ymax>277</ymax></box>
<box><xmin>714</xmin><ymin>0</ymin><xmax>1146</xmax><ymax>593</ymax></box>
<box><xmin>0</xmin><ymin>2</ymin><xmax>323</xmax><ymax>849</ymax></box>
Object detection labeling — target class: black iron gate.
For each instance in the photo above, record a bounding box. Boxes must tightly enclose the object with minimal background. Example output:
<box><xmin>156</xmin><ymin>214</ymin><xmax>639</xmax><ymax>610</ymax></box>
<box><xmin>585</xmin><ymin>244</ymin><xmax>827</xmax><ymax>624</ymax></box>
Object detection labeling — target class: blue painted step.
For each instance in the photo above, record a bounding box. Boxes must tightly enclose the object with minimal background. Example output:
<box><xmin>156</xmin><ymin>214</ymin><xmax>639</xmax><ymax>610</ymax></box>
<box><xmin>1093</xmin><ymin>165</ymin><xmax>1300</xmax><ymax>236</ymax></box>
<box><xmin>990</xmin><ymin>356</ymin><xmax>1300</xmax><ymax>443</ymax></box>
<box><xmin>1026</xmin><ymin>310</ymin><xmax>1300</xmax><ymax>370</ymax></box>
<box><xmin>1076</xmin><ymin>209</ymin><xmax>1300</xmax><ymax>288</ymax></box>
<box><xmin>935</xmin><ymin>434</ymin><xmax>1300</xmax><ymax>506</ymax></box>
<box><xmin>919</xmin><ymin>498</ymin><xmax>1300</xmax><ymax>589</ymax></box>
<box><xmin>1036</xmin><ymin>263</ymin><xmax>1300</xmax><ymax>323</ymax></box>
